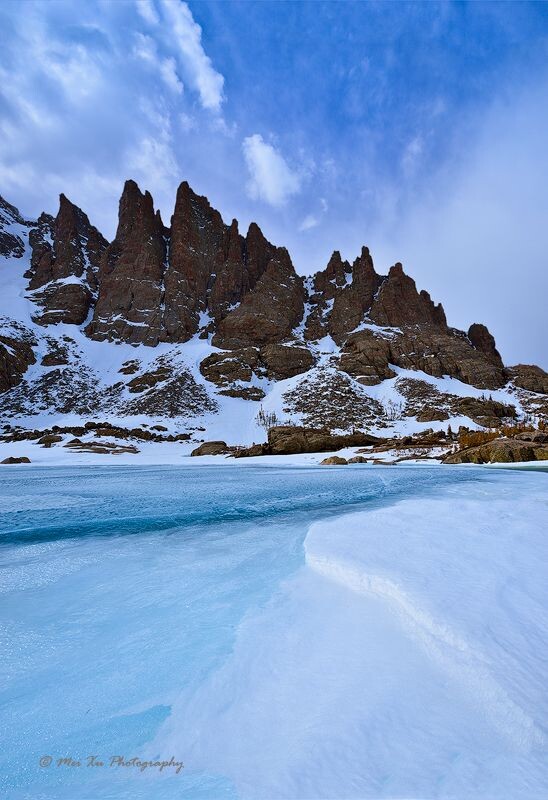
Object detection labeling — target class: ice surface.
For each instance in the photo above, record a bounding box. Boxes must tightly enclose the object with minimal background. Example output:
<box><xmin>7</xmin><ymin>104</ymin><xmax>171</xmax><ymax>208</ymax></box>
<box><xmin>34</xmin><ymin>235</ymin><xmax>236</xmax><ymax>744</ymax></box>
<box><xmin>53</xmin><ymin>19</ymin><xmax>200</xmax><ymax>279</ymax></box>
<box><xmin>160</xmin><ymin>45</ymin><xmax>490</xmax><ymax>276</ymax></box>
<box><xmin>1</xmin><ymin>465</ymin><xmax>547</xmax><ymax>798</ymax></box>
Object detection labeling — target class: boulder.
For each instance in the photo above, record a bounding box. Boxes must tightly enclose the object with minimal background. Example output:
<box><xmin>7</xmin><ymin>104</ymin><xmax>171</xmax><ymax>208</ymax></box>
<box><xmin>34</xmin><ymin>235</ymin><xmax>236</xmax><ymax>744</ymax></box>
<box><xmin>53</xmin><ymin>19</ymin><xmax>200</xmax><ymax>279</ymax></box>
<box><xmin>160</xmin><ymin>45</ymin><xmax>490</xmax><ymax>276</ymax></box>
<box><xmin>38</xmin><ymin>434</ymin><xmax>63</xmax><ymax>447</ymax></box>
<box><xmin>443</xmin><ymin>438</ymin><xmax>543</xmax><ymax>464</ymax></box>
<box><xmin>347</xmin><ymin>455</ymin><xmax>369</xmax><ymax>463</ymax></box>
<box><xmin>320</xmin><ymin>456</ymin><xmax>348</xmax><ymax>465</ymax></box>
<box><xmin>233</xmin><ymin>443</ymin><xmax>268</xmax><ymax>458</ymax></box>
<box><xmin>267</xmin><ymin>426</ymin><xmax>381</xmax><ymax>455</ymax></box>
<box><xmin>200</xmin><ymin>348</ymin><xmax>260</xmax><ymax>386</ymax></box>
<box><xmin>416</xmin><ymin>408</ymin><xmax>450</xmax><ymax>422</ymax></box>
<box><xmin>514</xmin><ymin>430</ymin><xmax>548</xmax><ymax>444</ymax></box>
<box><xmin>190</xmin><ymin>440</ymin><xmax>232</xmax><ymax>456</ymax></box>
<box><xmin>1</xmin><ymin>456</ymin><xmax>31</xmax><ymax>464</ymax></box>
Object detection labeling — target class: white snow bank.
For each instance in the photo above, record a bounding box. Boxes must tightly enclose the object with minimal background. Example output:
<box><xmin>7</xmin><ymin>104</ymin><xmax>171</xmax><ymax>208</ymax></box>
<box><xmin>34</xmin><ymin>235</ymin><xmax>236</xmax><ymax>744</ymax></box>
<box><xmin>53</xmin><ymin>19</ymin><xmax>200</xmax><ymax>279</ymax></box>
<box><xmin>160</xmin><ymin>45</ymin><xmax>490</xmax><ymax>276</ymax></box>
<box><xmin>151</xmin><ymin>472</ymin><xmax>548</xmax><ymax>798</ymax></box>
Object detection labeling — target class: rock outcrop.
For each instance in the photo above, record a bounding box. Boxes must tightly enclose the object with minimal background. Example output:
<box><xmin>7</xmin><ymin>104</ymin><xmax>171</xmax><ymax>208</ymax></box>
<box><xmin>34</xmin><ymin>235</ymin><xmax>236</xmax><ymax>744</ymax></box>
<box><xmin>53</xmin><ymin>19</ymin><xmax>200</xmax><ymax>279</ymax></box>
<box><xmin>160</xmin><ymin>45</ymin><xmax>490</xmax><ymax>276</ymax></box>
<box><xmin>507</xmin><ymin>364</ymin><xmax>548</xmax><ymax>394</ymax></box>
<box><xmin>26</xmin><ymin>195</ymin><xmax>107</xmax><ymax>325</ymax></box>
<box><xmin>304</xmin><ymin>247</ymin><xmax>383</xmax><ymax>343</ymax></box>
<box><xmin>467</xmin><ymin>323</ymin><xmax>503</xmax><ymax>366</ymax></box>
<box><xmin>199</xmin><ymin>342</ymin><xmax>315</xmax><ymax>391</ymax></box>
<box><xmin>234</xmin><ymin>426</ymin><xmax>383</xmax><ymax>458</ymax></box>
<box><xmin>86</xmin><ymin>180</ymin><xmax>167</xmax><ymax>344</ymax></box>
<box><xmin>443</xmin><ymin>436</ymin><xmax>548</xmax><ymax>464</ymax></box>
<box><xmin>265</xmin><ymin>425</ymin><xmax>381</xmax><ymax>455</ymax></box>
<box><xmin>339</xmin><ymin>324</ymin><xmax>506</xmax><ymax>389</ymax></box>
<box><xmin>87</xmin><ymin>180</ymin><xmax>280</xmax><ymax>345</ymax></box>
<box><xmin>320</xmin><ymin>456</ymin><xmax>348</xmax><ymax>465</ymax></box>
<box><xmin>212</xmin><ymin>247</ymin><xmax>305</xmax><ymax>348</ymax></box>
<box><xmin>369</xmin><ymin>263</ymin><xmax>447</xmax><ymax>329</ymax></box>
<box><xmin>0</xmin><ymin>324</ymin><xmax>36</xmax><ymax>393</ymax></box>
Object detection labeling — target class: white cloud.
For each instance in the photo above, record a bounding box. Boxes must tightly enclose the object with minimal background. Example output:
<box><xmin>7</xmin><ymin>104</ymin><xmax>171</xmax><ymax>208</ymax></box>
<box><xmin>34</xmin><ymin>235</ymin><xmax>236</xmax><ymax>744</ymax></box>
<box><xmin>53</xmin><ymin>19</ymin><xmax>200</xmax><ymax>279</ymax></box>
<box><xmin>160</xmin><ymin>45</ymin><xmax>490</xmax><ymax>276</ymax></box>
<box><xmin>242</xmin><ymin>134</ymin><xmax>302</xmax><ymax>207</ymax></box>
<box><xmin>401</xmin><ymin>135</ymin><xmax>423</xmax><ymax>178</ymax></box>
<box><xmin>299</xmin><ymin>214</ymin><xmax>319</xmax><ymax>232</ymax></box>
<box><xmin>368</xmin><ymin>80</ymin><xmax>548</xmax><ymax>369</ymax></box>
<box><xmin>133</xmin><ymin>33</ymin><xmax>183</xmax><ymax>94</ymax></box>
<box><xmin>136</xmin><ymin>0</ymin><xmax>160</xmax><ymax>26</ymax></box>
<box><xmin>158</xmin><ymin>0</ymin><xmax>224</xmax><ymax>112</ymax></box>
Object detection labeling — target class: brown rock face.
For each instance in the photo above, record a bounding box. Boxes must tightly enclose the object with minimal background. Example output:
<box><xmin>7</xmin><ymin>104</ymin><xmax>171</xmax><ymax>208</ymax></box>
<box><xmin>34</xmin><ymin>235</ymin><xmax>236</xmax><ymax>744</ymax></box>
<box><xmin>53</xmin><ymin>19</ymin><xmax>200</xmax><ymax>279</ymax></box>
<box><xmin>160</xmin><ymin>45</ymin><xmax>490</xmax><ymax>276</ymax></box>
<box><xmin>87</xmin><ymin>180</ymin><xmax>278</xmax><ymax>345</ymax></box>
<box><xmin>163</xmin><ymin>181</ymin><xmax>225</xmax><ymax>341</ymax></box>
<box><xmin>266</xmin><ymin>426</ymin><xmax>381</xmax><ymax>455</ymax></box>
<box><xmin>303</xmin><ymin>253</ymin><xmax>446</xmax><ymax>346</ymax></box>
<box><xmin>163</xmin><ymin>183</ymin><xmax>278</xmax><ymax>341</ymax></box>
<box><xmin>27</xmin><ymin>195</ymin><xmax>107</xmax><ymax>325</ymax></box>
<box><xmin>508</xmin><ymin>364</ymin><xmax>548</xmax><ymax>394</ymax></box>
<box><xmin>3</xmin><ymin>180</ymin><xmax>545</xmax><ymax>435</ymax></box>
<box><xmin>259</xmin><ymin>344</ymin><xmax>315</xmax><ymax>380</ymax></box>
<box><xmin>369</xmin><ymin>263</ymin><xmax>447</xmax><ymax>329</ymax></box>
<box><xmin>455</xmin><ymin>397</ymin><xmax>516</xmax><ymax>427</ymax></box>
<box><xmin>467</xmin><ymin>323</ymin><xmax>503</xmax><ymax>366</ymax></box>
<box><xmin>213</xmin><ymin>248</ymin><xmax>305</xmax><ymax>348</ymax></box>
<box><xmin>86</xmin><ymin>180</ymin><xmax>167</xmax><ymax>345</ymax></box>
<box><xmin>0</xmin><ymin>334</ymin><xmax>36</xmax><ymax>393</ymax></box>
<box><xmin>330</xmin><ymin>247</ymin><xmax>383</xmax><ymax>342</ymax></box>
<box><xmin>199</xmin><ymin>343</ymin><xmax>314</xmax><ymax>394</ymax></box>
<box><xmin>304</xmin><ymin>247</ymin><xmax>383</xmax><ymax>343</ymax></box>
<box><xmin>338</xmin><ymin>330</ymin><xmax>395</xmax><ymax>385</ymax></box>
<box><xmin>339</xmin><ymin>325</ymin><xmax>507</xmax><ymax>389</ymax></box>
<box><xmin>190</xmin><ymin>440</ymin><xmax>232</xmax><ymax>456</ymax></box>
<box><xmin>443</xmin><ymin>437</ymin><xmax>546</xmax><ymax>464</ymax></box>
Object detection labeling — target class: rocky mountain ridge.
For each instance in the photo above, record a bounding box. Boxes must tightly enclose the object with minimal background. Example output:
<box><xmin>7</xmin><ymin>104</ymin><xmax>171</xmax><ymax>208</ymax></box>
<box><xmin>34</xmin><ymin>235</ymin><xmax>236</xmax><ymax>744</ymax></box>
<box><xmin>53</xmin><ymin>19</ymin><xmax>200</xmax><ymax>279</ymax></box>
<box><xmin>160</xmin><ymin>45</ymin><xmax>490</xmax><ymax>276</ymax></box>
<box><xmin>0</xmin><ymin>181</ymin><xmax>547</xmax><ymax>453</ymax></box>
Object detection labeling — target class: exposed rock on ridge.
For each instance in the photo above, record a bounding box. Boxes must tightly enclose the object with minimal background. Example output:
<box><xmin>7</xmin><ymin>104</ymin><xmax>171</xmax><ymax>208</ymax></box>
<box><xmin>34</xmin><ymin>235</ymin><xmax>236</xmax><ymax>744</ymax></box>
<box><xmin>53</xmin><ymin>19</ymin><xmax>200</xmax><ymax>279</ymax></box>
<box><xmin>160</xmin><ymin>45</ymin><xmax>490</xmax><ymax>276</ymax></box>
<box><xmin>86</xmin><ymin>180</ymin><xmax>167</xmax><ymax>345</ymax></box>
<box><xmin>25</xmin><ymin>194</ymin><xmax>108</xmax><ymax>325</ymax></box>
<box><xmin>86</xmin><ymin>180</ymin><xmax>282</xmax><ymax>345</ymax></box>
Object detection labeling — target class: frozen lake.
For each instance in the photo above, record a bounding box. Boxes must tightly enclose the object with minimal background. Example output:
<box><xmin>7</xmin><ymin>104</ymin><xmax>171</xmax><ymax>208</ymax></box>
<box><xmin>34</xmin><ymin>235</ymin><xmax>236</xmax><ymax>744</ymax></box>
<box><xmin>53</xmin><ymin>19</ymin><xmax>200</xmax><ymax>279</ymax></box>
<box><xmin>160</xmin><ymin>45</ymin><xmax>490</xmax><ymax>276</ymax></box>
<box><xmin>1</xmin><ymin>464</ymin><xmax>547</xmax><ymax>799</ymax></box>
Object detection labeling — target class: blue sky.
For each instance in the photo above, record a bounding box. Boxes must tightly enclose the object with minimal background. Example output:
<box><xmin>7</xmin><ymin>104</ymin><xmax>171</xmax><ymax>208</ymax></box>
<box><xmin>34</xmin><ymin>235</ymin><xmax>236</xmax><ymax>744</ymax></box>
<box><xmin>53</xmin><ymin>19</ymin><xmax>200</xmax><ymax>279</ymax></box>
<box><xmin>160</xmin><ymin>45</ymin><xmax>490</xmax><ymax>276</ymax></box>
<box><xmin>0</xmin><ymin>0</ymin><xmax>547</xmax><ymax>366</ymax></box>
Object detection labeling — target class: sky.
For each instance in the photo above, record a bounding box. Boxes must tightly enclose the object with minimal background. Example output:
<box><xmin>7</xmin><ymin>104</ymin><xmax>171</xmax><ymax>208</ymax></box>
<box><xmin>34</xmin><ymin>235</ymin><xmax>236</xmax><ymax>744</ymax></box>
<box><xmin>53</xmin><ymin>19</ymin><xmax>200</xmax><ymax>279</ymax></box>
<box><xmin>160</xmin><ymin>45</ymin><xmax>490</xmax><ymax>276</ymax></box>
<box><xmin>0</xmin><ymin>0</ymin><xmax>547</xmax><ymax>367</ymax></box>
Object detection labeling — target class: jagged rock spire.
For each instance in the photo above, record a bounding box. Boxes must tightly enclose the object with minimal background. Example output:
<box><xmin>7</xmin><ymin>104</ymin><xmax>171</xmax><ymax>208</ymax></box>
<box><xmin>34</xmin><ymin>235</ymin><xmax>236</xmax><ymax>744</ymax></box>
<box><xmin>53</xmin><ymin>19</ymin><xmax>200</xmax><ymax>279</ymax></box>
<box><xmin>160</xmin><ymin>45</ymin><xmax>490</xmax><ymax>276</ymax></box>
<box><xmin>86</xmin><ymin>179</ymin><xmax>167</xmax><ymax>345</ymax></box>
<box><xmin>26</xmin><ymin>194</ymin><xmax>107</xmax><ymax>326</ymax></box>
<box><xmin>369</xmin><ymin>262</ymin><xmax>447</xmax><ymax>328</ymax></box>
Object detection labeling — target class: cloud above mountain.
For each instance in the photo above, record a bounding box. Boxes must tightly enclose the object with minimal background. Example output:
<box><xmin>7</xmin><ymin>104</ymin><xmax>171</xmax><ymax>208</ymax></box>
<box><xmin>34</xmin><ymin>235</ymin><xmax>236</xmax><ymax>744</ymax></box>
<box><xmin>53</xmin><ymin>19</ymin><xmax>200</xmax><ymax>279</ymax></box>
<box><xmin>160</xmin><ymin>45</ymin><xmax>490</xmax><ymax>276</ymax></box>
<box><xmin>242</xmin><ymin>134</ymin><xmax>302</xmax><ymax>207</ymax></box>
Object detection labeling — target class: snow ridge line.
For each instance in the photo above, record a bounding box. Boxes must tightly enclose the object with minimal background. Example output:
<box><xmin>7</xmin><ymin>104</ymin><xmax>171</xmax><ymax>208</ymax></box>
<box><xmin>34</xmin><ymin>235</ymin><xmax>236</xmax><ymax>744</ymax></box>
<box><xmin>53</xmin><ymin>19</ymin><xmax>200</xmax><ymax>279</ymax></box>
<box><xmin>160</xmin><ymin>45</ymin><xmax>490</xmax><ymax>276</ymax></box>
<box><xmin>305</xmin><ymin>548</ymin><xmax>544</xmax><ymax>752</ymax></box>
